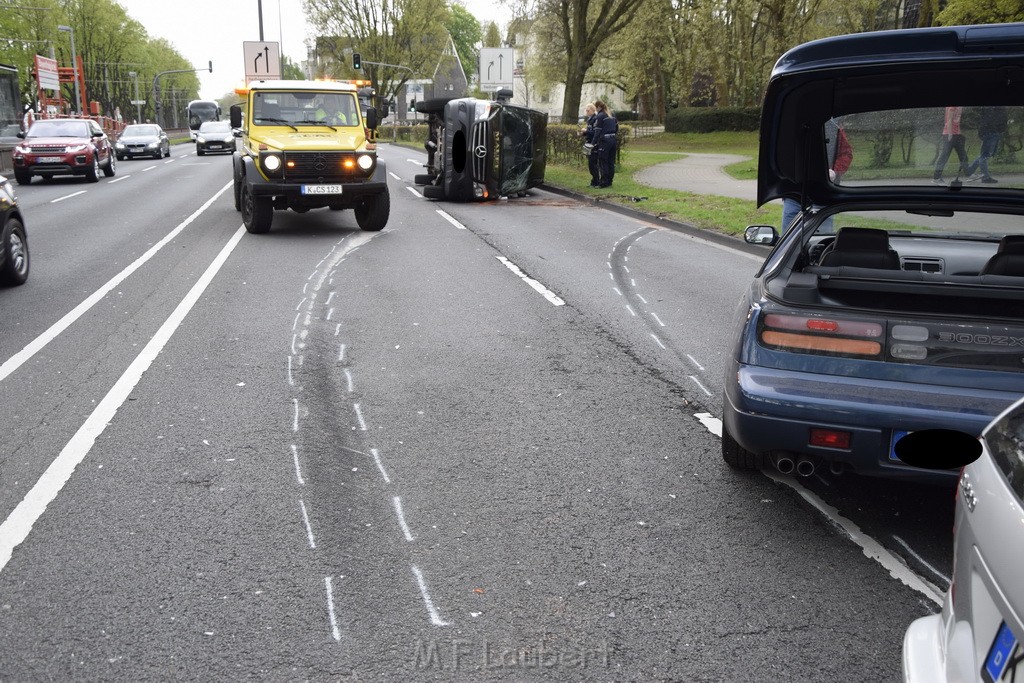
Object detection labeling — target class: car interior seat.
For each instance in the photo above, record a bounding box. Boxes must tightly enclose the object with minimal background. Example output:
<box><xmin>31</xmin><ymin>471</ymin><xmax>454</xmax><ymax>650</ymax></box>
<box><xmin>818</xmin><ymin>227</ymin><xmax>902</xmax><ymax>269</ymax></box>
<box><xmin>980</xmin><ymin>235</ymin><xmax>1024</xmax><ymax>276</ymax></box>
<box><xmin>256</xmin><ymin>102</ymin><xmax>281</xmax><ymax>121</ymax></box>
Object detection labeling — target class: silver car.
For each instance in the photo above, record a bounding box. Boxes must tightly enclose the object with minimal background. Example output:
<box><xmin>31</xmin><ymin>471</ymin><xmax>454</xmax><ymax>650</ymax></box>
<box><xmin>902</xmin><ymin>396</ymin><xmax>1024</xmax><ymax>682</ymax></box>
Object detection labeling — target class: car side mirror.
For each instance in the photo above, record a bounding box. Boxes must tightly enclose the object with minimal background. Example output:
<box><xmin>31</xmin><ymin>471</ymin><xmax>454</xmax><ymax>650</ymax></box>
<box><xmin>230</xmin><ymin>104</ymin><xmax>242</xmax><ymax>128</ymax></box>
<box><xmin>364</xmin><ymin>107</ymin><xmax>378</xmax><ymax>130</ymax></box>
<box><xmin>744</xmin><ymin>225</ymin><xmax>778</xmax><ymax>245</ymax></box>
<box><xmin>232</xmin><ymin>129</ymin><xmax>241</xmax><ymax>137</ymax></box>
<box><xmin>16</xmin><ymin>131</ymin><xmax>24</xmax><ymax>139</ymax></box>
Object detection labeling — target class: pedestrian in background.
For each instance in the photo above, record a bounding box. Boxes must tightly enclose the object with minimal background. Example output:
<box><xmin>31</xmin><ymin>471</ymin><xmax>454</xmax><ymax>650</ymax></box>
<box><xmin>782</xmin><ymin>118</ymin><xmax>853</xmax><ymax>232</ymax></box>
<box><xmin>933</xmin><ymin>106</ymin><xmax>969</xmax><ymax>184</ymax></box>
<box><xmin>966</xmin><ymin>105</ymin><xmax>1007</xmax><ymax>184</ymax></box>
<box><xmin>593</xmin><ymin>100</ymin><xmax>618</xmax><ymax>188</ymax></box>
<box><xmin>580</xmin><ymin>103</ymin><xmax>600</xmax><ymax>187</ymax></box>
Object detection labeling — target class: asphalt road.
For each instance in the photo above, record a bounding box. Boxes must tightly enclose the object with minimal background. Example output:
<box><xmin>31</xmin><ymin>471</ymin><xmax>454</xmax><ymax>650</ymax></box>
<box><xmin>0</xmin><ymin>142</ymin><xmax>950</xmax><ymax>680</ymax></box>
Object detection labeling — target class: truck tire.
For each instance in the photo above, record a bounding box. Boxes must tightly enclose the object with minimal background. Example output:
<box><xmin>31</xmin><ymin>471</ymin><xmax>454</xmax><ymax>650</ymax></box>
<box><xmin>722</xmin><ymin>422</ymin><xmax>763</xmax><ymax>470</ymax></box>
<box><xmin>241</xmin><ymin>183</ymin><xmax>273</xmax><ymax>233</ymax></box>
<box><xmin>415</xmin><ymin>97</ymin><xmax>454</xmax><ymax>115</ymax></box>
<box><xmin>232</xmin><ymin>164</ymin><xmax>243</xmax><ymax>211</ymax></box>
<box><xmin>354</xmin><ymin>190</ymin><xmax>390</xmax><ymax>232</ymax></box>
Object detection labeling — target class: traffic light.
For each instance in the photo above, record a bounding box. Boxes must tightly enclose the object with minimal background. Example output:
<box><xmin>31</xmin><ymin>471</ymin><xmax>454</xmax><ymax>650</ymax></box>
<box><xmin>352</xmin><ymin>52</ymin><xmax>361</xmax><ymax>70</ymax></box>
<box><xmin>409</xmin><ymin>99</ymin><xmax>416</xmax><ymax>111</ymax></box>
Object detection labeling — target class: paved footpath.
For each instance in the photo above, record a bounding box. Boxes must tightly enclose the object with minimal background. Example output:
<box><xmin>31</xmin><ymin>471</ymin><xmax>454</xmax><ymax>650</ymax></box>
<box><xmin>633</xmin><ymin>152</ymin><xmax>758</xmax><ymax>201</ymax></box>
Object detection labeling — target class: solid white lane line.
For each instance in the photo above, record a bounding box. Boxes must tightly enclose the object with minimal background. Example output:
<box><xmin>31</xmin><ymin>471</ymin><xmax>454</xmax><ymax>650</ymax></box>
<box><xmin>0</xmin><ymin>225</ymin><xmax>246</xmax><ymax>575</ymax></box>
<box><xmin>411</xmin><ymin>565</ymin><xmax>450</xmax><ymax>627</ymax></box>
<box><xmin>324</xmin><ymin>576</ymin><xmax>342</xmax><ymax>642</ymax></box>
<box><xmin>299</xmin><ymin>499</ymin><xmax>317</xmax><ymax>549</ymax></box>
<box><xmin>692</xmin><ymin>412</ymin><xmax>944</xmax><ymax>606</ymax></box>
<box><xmin>0</xmin><ymin>181</ymin><xmax>232</xmax><ymax>384</ymax></box>
<box><xmin>50</xmin><ymin>190</ymin><xmax>86</xmax><ymax>204</ymax></box>
<box><xmin>392</xmin><ymin>496</ymin><xmax>414</xmax><ymax>542</ymax></box>
<box><xmin>436</xmin><ymin>209</ymin><xmax>466</xmax><ymax>230</ymax></box>
<box><xmin>495</xmin><ymin>256</ymin><xmax>565</xmax><ymax>306</ymax></box>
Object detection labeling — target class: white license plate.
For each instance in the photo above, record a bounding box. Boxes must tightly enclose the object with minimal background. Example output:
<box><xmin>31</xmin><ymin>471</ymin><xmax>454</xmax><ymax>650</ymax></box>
<box><xmin>302</xmin><ymin>185</ymin><xmax>344</xmax><ymax>195</ymax></box>
<box><xmin>983</xmin><ymin>622</ymin><xmax>1023</xmax><ymax>683</ymax></box>
<box><xmin>38</xmin><ymin>156</ymin><xmax>63</xmax><ymax>163</ymax></box>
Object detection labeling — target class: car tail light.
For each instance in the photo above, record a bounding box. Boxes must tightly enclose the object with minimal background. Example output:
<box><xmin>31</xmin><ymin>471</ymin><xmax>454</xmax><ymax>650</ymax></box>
<box><xmin>760</xmin><ymin>313</ymin><xmax>883</xmax><ymax>358</ymax></box>
<box><xmin>809</xmin><ymin>428</ymin><xmax>851</xmax><ymax>449</ymax></box>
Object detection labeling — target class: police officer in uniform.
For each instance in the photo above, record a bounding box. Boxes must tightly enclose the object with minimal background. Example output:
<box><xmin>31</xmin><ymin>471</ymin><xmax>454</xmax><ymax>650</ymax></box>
<box><xmin>580</xmin><ymin>103</ymin><xmax>600</xmax><ymax>187</ymax></box>
<box><xmin>593</xmin><ymin>100</ymin><xmax>618</xmax><ymax>188</ymax></box>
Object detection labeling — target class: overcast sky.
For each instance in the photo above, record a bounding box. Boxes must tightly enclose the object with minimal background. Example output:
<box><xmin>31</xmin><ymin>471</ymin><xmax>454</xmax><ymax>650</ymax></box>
<box><xmin>116</xmin><ymin>0</ymin><xmax>513</xmax><ymax>100</ymax></box>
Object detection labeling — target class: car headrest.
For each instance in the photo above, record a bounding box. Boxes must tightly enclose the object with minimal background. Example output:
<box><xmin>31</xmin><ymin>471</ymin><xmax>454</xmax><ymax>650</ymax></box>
<box><xmin>997</xmin><ymin>235</ymin><xmax>1024</xmax><ymax>254</ymax></box>
<box><xmin>832</xmin><ymin>227</ymin><xmax>891</xmax><ymax>252</ymax></box>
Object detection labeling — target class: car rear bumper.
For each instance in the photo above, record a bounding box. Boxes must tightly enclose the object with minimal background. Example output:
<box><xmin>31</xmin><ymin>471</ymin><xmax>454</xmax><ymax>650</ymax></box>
<box><xmin>903</xmin><ymin>614</ymin><xmax>947</xmax><ymax>683</ymax></box>
<box><xmin>724</xmin><ymin>363</ymin><xmax>1020</xmax><ymax>479</ymax></box>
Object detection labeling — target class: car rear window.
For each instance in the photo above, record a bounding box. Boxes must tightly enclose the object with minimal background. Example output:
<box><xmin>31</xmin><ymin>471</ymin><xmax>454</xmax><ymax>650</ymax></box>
<box><xmin>984</xmin><ymin>403</ymin><xmax>1024</xmax><ymax>503</ymax></box>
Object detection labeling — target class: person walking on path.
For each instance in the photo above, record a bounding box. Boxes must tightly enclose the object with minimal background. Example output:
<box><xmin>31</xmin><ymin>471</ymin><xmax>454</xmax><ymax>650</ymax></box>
<box><xmin>966</xmin><ymin>106</ymin><xmax>1007</xmax><ymax>184</ymax></box>
<box><xmin>782</xmin><ymin>118</ymin><xmax>853</xmax><ymax>231</ymax></box>
<box><xmin>593</xmin><ymin>100</ymin><xmax>618</xmax><ymax>188</ymax></box>
<box><xmin>580</xmin><ymin>103</ymin><xmax>600</xmax><ymax>187</ymax></box>
<box><xmin>933</xmin><ymin>106</ymin><xmax>969</xmax><ymax>184</ymax></box>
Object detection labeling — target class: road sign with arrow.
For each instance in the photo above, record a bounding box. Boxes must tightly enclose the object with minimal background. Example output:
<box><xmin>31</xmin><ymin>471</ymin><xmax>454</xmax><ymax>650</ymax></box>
<box><xmin>478</xmin><ymin>48</ymin><xmax>514</xmax><ymax>92</ymax></box>
<box><xmin>244</xmin><ymin>41</ymin><xmax>281</xmax><ymax>83</ymax></box>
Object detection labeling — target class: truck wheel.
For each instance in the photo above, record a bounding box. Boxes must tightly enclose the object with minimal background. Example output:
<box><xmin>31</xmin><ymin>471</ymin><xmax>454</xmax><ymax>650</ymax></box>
<box><xmin>722</xmin><ymin>422</ymin><xmax>763</xmax><ymax>470</ymax></box>
<box><xmin>422</xmin><ymin>185</ymin><xmax>445</xmax><ymax>200</ymax></box>
<box><xmin>232</xmin><ymin>166</ymin><xmax>243</xmax><ymax>212</ymax></box>
<box><xmin>355</xmin><ymin>191</ymin><xmax>390</xmax><ymax>232</ymax></box>
<box><xmin>413</xmin><ymin>174</ymin><xmax>433</xmax><ymax>186</ymax></box>
<box><xmin>241</xmin><ymin>183</ymin><xmax>273</xmax><ymax>233</ymax></box>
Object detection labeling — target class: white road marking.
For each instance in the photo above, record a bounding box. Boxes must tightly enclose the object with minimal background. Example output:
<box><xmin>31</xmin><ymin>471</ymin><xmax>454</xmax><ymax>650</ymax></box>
<box><xmin>892</xmin><ymin>535</ymin><xmax>951</xmax><ymax>588</ymax></box>
<box><xmin>650</xmin><ymin>312</ymin><xmax>666</xmax><ymax>327</ymax></box>
<box><xmin>495</xmin><ymin>256</ymin><xmax>565</xmax><ymax>306</ymax></box>
<box><xmin>411</xmin><ymin>565</ymin><xmax>450</xmax><ymax>626</ymax></box>
<box><xmin>108</xmin><ymin>175</ymin><xmax>131</xmax><ymax>184</ymax></box>
<box><xmin>292</xmin><ymin>399</ymin><xmax>300</xmax><ymax>432</ymax></box>
<box><xmin>650</xmin><ymin>334</ymin><xmax>666</xmax><ymax>349</ymax></box>
<box><xmin>299</xmin><ymin>499</ymin><xmax>317</xmax><ymax>549</ymax></box>
<box><xmin>287</xmin><ymin>356</ymin><xmax>294</xmax><ymax>386</ymax></box>
<box><xmin>0</xmin><ymin>182</ymin><xmax>233</xmax><ymax>384</ymax></box>
<box><xmin>436</xmin><ymin>209</ymin><xmax>466</xmax><ymax>230</ymax></box>
<box><xmin>406</xmin><ymin>186</ymin><xmax>423</xmax><ymax>198</ymax></box>
<box><xmin>687</xmin><ymin>375</ymin><xmax>712</xmax><ymax>396</ymax></box>
<box><xmin>344</xmin><ymin>368</ymin><xmax>354</xmax><ymax>393</ymax></box>
<box><xmin>0</xmin><ymin>225</ymin><xmax>246</xmax><ymax>574</ymax></box>
<box><xmin>685</xmin><ymin>354</ymin><xmax>705</xmax><ymax>372</ymax></box>
<box><xmin>625</xmin><ymin>305</ymin><xmax>636</xmax><ymax>317</ymax></box>
<box><xmin>388</xmin><ymin>171</ymin><xmax>401</xmax><ymax>180</ymax></box>
<box><xmin>370</xmin><ymin>448</ymin><xmax>391</xmax><ymax>484</ymax></box>
<box><xmin>324</xmin><ymin>576</ymin><xmax>342</xmax><ymax>642</ymax></box>
<box><xmin>50</xmin><ymin>190</ymin><xmax>86</xmax><ymax>204</ymax></box>
<box><xmin>353</xmin><ymin>403</ymin><xmax>368</xmax><ymax>431</ymax></box>
<box><xmin>142</xmin><ymin>165</ymin><xmax>157</xmax><ymax>172</ymax></box>
<box><xmin>692</xmin><ymin>412</ymin><xmax>944</xmax><ymax>606</ymax></box>
<box><xmin>392</xmin><ymin>497</ymin><xmax>414</xmax><ymax>542</ymax></box>
<box><xmin>291</xmin><ymin>444</ymin><xmax>305</xmax><ymax>486</ymax></box>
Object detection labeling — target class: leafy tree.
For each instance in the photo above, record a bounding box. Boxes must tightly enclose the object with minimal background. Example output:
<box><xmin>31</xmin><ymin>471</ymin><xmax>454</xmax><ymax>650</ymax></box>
<box><xmin>937</xmin><ymin>0</ymin><xmax>1024</xmax><ymax>24</ymax></box>
<box><xmin>447</xmin><ymin>3</ymin><xmax>482</xmax><ymax>80</ymax></box>
<box><xmin>305</xmin><ymin>0</ymin><xmax>452</xmax><ymax>108</ymax></box>
<box><xmin>483</xmin><ymin>21</ymin><xmax>503</xmax><ymax>46</ymax></box>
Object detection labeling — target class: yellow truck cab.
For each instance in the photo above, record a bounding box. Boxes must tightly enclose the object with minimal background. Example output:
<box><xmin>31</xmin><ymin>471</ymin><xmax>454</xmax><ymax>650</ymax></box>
<box><xmin>229</xmin><ymin>79</ymin><xmax>390</xmax><ymax>234</ymax></box>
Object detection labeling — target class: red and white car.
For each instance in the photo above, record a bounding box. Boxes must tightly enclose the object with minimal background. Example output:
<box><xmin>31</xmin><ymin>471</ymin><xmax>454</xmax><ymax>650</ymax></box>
<box><xmin>12</xmin><ymin>118</ymin><xmax>116</xmax><ymax>185</ymax></box>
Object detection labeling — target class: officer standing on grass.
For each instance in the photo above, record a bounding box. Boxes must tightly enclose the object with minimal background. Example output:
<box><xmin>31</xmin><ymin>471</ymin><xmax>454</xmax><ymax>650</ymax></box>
<box><xmin>593</xmin><ymin>100</ymin><xmax>618</xmax><ymax>188</ymax></box>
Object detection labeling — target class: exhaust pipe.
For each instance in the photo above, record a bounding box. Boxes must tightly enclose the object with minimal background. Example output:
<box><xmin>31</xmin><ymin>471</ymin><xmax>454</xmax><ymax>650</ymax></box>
<box><xmin>829</xmin><ymin>460</ymin><xmax>847</xmax><ymax>476</ymax></box>
<box><xmin>796</xmin><ymin>456</ymin><xmax>817</xmax><ymax>477</ymax></box>
<box><xmin>771</xmin><ymin>453</ymin><xmax>796</xmax><ymax>475</ymax></box>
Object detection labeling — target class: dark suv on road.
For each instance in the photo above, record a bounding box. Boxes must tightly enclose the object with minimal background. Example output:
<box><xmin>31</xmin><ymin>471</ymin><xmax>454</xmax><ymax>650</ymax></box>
<box><xmin>13</xmin><ymin>118</ymin><xmax>116</xmax><ymax>185</ymax></box>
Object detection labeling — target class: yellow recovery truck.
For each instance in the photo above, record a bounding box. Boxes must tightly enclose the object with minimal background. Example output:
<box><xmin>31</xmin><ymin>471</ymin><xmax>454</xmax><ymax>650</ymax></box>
<box><xmin>229</xmin><ymin>79</ymin><xmax>390</xmax><ymax>234</ymax></box>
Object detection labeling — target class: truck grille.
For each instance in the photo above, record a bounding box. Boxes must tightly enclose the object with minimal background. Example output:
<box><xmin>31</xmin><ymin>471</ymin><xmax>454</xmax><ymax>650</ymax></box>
<box><xmin>284</xmin><ymin>152</ymin><xmax>361</xmax><ymax>182</ymax></box>
<box><xmin>471</xmin><ymin>122</ymin><xmax>490</xmax><ymax>183</ymax></box>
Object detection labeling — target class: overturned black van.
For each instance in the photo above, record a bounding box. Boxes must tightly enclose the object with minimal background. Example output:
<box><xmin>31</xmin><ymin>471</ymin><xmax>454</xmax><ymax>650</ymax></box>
<box><xmin>413</xmin><ymin>97</ymin><xmax>547</xmax><ymax>201</ymax></box>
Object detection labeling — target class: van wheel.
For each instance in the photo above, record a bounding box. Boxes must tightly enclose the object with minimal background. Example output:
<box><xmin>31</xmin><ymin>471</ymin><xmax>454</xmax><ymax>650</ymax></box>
<box><xmin>241</xmin><ymin>183</ymin><xmax>273</xmax><ymax>233</ymax></box>
<box><xmin>422</xmin><ymin>185</ymin><xmax>445</xmax><ymax>200</ymax></box>
<box><xmin>354</xmin><ymin>191</ymin><xmax>390</xmax><ymax>232</ymax></box>
<box><xmin>722</xmin><ymin>422</ymin><xmax>763</xmax><ymax>470</ymax></box>
<box><xmin>413</xmin><ymin>174</ymin><xmax>434</xmax><ymax>185</ymax></box>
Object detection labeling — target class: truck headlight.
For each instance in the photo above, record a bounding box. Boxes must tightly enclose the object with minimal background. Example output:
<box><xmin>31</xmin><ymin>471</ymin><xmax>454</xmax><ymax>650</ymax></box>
<box><xmin>356</xmin><ymin>154</ymin><xmax>374</xmax><ymax>171</ymax></box>
<box><xmin>260</xmin><ymin>151</ymin><xmax>284</xmax><ymax>178</ymax></box>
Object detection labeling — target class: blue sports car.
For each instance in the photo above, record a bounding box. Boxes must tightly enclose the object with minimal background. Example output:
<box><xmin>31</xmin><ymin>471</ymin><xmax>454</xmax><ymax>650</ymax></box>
<box><xmin>722</xmin><ymin>22</ymin><xmax>1024</xmax><ymax>482</ymax></box>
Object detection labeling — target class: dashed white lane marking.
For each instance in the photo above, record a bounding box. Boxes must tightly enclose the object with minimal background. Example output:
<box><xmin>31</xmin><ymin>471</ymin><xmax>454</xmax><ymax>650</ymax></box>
<box><xmin>287</xmin><ymin>356</ymin><xmax>295</xmax><ymax>386</ymax></box>
<box><xmin>164</xmin><ymin>158</ymin><xmax>174</xmax><ymax>164</ymax></box>
<box><xmin>686</xmin><ymin>354</ymin><xmax>705</xmax><ymax>372</ymax></box>
<box><xmin>338</xmin><ymin>343</ymin><xmax>346</xmax><ymax>361</ymax></box>
<box><xmin>50</xmin><ymin>190</ymin><xmax>87</xmax><ymax>204</ymax></box>
<box><xmin>142</xmin><ymin>165</ymin><xmax>157</xmax><ymax>172</ymax></box>
<box><xmin>0</xmin><ymin>223</ymin><xmax>245</xmax><ymax>574</ymax></box>
<box><xmin>292</xmin><ymin>399</ymin><xmax>300</xmax><ymax>432</ymax></box>
<box><xmin>650</xmin><ymin>312</ymin><xmax>666</xmax><ymax>327</ymax></box>
<box><xmin>693</xmin><ymin>412</ymin><xmax>943</xmax><ymax>606</ymax></box>
<box><xmin>688</xmin><ymin>375</ymin><xmax>712</xmax><ymax>396</ymax></box>
<box><xmin>650</xmin><ymin>334</ymin><xmax>666</xmax><ymax>349</ymax></box>
<box><xmin>108</xmin><ymin>175</ymin><xmax>131</xmax><ymax>184</ymax></box>
<box><xmin>625</xmin><ymin>305</ymin><xmax>637</xmax><ymax>317</ymax></box>
<box><xmin>406</xmin><ymin>186</ymin><xmax>423</xmax><ymax>198</ymax></box>
<box><xmin>344</xmin><ymin>368</ymin><xmax>354</xmax><ymax>393</ymax></box>
<box><xmin>291</xmin><ymin>444</ymin><xmax>305</xmax><ymax>486</ymax></box>
<box><xmin>371</xmin><ymin>448</ymin><xmax>391</xmax><ymax>484</ymax></box>
<box><xmin>353</xmin><ymin>403</ymin><xmax>368</xmax><ymax>431</ymax></box>
<box><xmin>412</xmin><ymin>566</ymin><xmax>450</xmax><ymax>627</ymax></box>
<box><xmin>436</xmin><ymin>209</ymin><xmax>466</xmax><ymax>230</ymax></box>
<box><xmin>406</xmin><ymin>158</ymin><xmax>421</xmax><ymax>164</ymax></box>
<box><xmin>324</xmin><ymin>576</ymin><xmax>342</xmax><ymax>642</ymax></box>
<box><xmin>388</xmin><ymin>171</ymin><xmax>401</xmax><ymax>180</ymax></box>
<box><xmin>0</xmin><ymin>181</ymin><xmax>232</xmax><ymax>384</ymax></box>
<box><xmin>392</xmin><ymin>496</ymin><xmax>415</xmax><ymax>542</ymax></box>
<box><xmin>495</xmin><ymin>256</ymin><xmax>565</xmax><ymax>306</ymax></box>
<box><xmin>299</xmin><ymin>499</ymin><xmax>317</xmax><ymax>549</ymax></box>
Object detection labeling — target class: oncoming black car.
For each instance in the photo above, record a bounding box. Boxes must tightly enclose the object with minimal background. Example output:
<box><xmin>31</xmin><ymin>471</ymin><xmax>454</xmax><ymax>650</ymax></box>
<box><xmin>413</xmin><ymin>96</ymin><xmax>547</xmax><ymax>201</ymax></box>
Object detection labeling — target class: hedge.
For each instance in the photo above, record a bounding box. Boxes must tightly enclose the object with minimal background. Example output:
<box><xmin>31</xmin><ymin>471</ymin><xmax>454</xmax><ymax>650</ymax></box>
<box><xmin>665</xmin><ymin>106</ymin><xmax>761</xmax><ymax>133</ymax></box>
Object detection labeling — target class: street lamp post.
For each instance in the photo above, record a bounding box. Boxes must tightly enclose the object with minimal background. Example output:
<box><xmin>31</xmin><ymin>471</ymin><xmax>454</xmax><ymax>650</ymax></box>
<box><xmin>57</xmin><ymin>25</ymin><xmax>82</xmax><ymax>115</ymax></box>
<box><xmin>128</xmin><ymin>71</ymin><xmax>141</xmax><ymax>123</ymax></box>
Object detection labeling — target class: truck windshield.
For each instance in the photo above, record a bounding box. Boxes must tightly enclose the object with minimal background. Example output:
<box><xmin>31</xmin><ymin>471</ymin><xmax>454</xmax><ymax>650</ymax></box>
<box><xmin>252</xmin><ymin>91</ymin><xmax>360</xmax><ymax>127</ymax></box>
<box><xmin>497</xmin><ymin>106</ymin><xmax>547</xmax><ymax>195</ymax></box>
